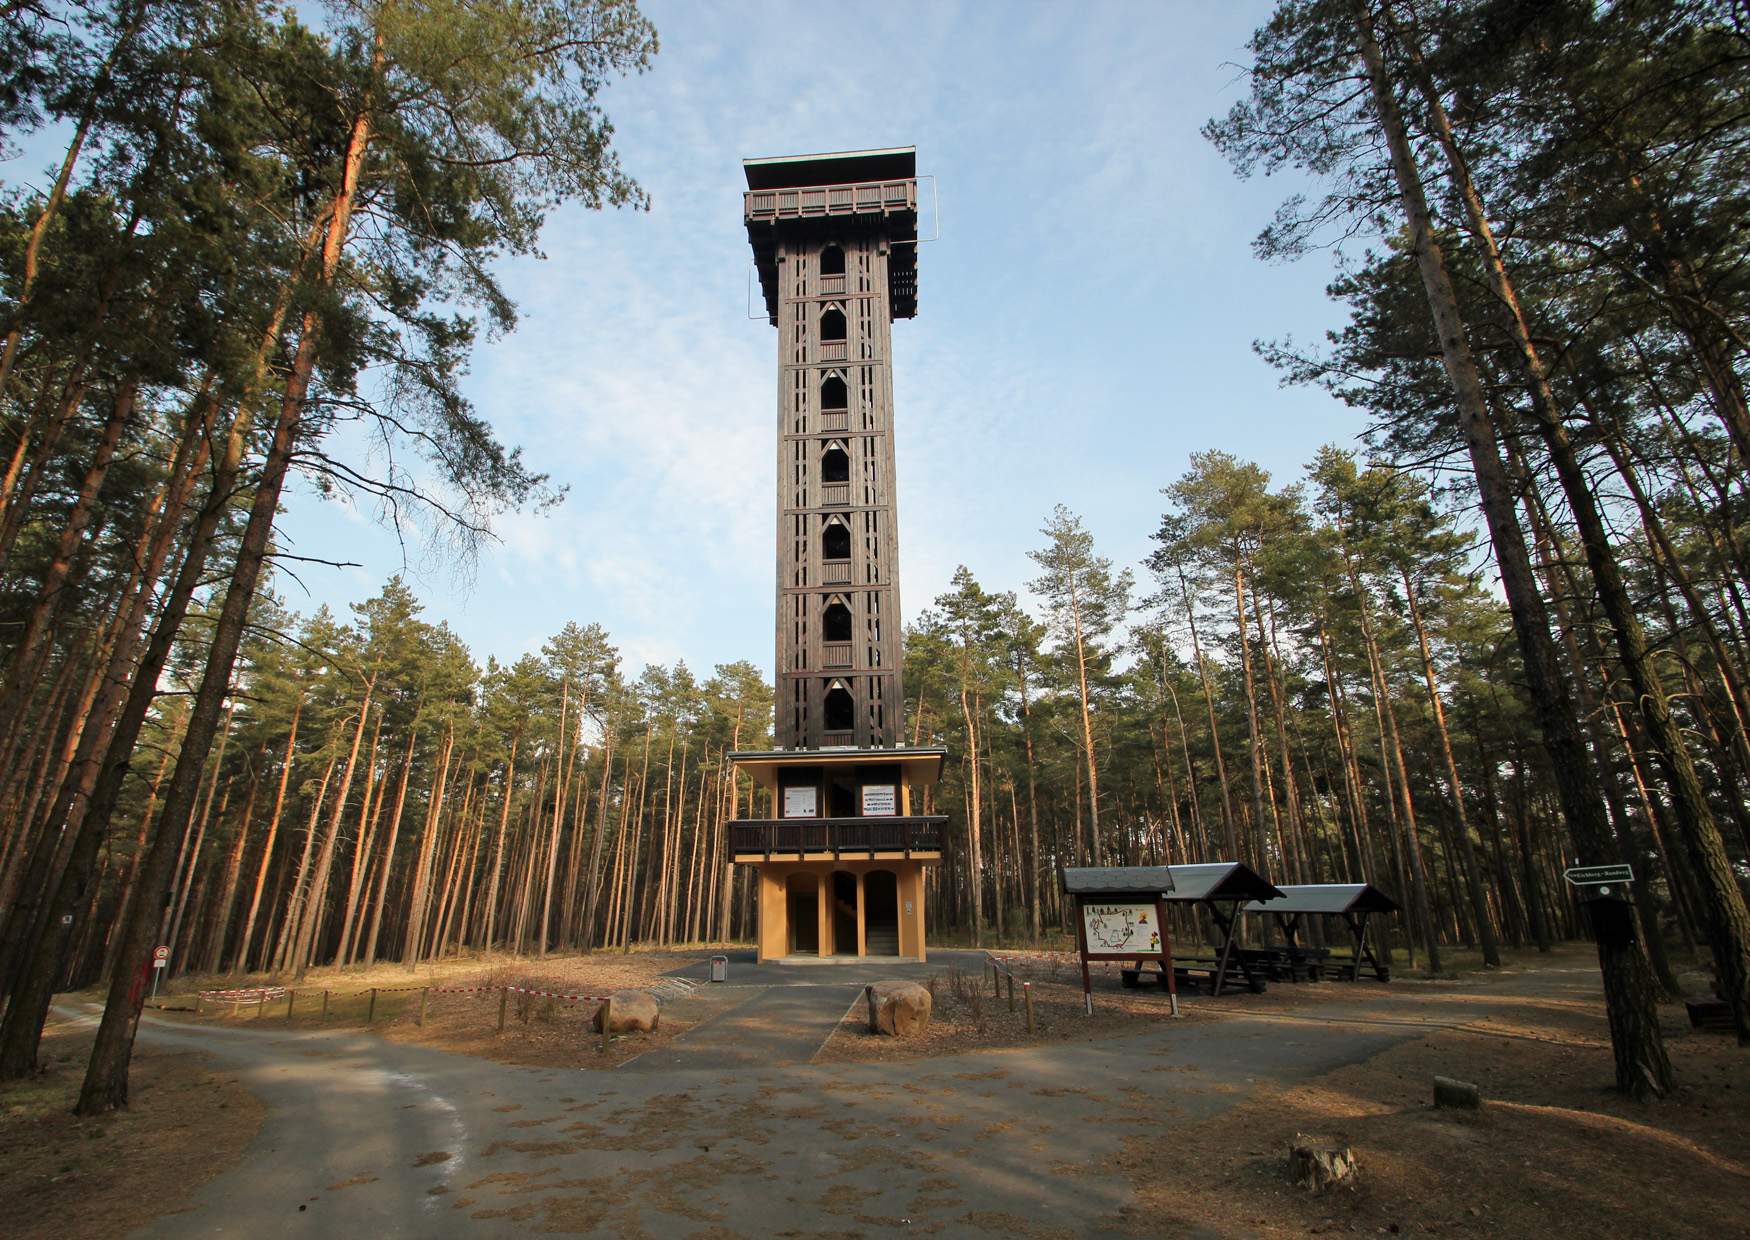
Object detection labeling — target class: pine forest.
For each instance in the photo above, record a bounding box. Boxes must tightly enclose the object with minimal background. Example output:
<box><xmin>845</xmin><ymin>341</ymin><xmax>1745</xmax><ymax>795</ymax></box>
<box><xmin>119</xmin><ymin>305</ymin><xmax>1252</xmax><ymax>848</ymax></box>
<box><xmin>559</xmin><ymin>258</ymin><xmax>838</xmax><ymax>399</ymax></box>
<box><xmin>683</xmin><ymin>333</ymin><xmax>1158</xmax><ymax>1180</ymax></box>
<box><xmin>0</xmin><ymin>0</ymin><xmax>1747</xmax><ymax>1120</ymax></box>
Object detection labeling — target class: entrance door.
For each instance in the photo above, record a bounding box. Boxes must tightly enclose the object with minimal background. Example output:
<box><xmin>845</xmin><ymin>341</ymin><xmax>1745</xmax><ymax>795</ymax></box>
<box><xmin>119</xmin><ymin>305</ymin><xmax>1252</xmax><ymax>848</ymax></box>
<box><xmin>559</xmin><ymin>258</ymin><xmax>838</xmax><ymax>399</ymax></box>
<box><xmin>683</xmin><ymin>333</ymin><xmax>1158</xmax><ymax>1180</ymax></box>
<box><xmin>831</xmin><ymin>871</ymin><xmax>859</xmax><ymax>956</ymax></box>
<box><xmin>786</xmin><ymin>874</ymin><xmax>819</xmax><ymax>955</ymax></box>
<box><xmin>865</xmin><ymin>869</ymin><xmax>899</xmax><ymax>956</ymax></box>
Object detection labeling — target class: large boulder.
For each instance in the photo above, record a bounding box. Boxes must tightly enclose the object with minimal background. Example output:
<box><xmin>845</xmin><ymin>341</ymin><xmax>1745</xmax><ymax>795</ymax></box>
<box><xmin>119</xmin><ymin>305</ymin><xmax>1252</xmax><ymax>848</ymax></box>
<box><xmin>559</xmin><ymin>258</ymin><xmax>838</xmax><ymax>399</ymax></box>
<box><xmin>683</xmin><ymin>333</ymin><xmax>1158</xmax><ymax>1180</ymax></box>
<box><xmin>592</xmin><ymin>989</ymin><xmax>660</xmax><ymax>1034</ymax></box>
<box><xmin>870</xmin><ymin>980</ymin><xmax>932</xmax><ymax>1037</ymax></box>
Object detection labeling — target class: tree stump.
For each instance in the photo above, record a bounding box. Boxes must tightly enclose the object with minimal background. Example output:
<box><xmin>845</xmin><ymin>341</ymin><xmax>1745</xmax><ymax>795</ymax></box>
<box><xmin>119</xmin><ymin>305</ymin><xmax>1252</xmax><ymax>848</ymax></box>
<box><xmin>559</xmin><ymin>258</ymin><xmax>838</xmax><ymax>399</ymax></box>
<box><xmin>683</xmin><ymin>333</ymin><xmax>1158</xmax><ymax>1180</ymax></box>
<box><xmin>1433</xmin><ymin>1075</ymin><xmax>1482</xmax><ymax>1109</ymax></box>
<box><xmin>1288</xmin><ymin>1134</ymin><xmax>1357</xmax><ymax>1192</ymax></box>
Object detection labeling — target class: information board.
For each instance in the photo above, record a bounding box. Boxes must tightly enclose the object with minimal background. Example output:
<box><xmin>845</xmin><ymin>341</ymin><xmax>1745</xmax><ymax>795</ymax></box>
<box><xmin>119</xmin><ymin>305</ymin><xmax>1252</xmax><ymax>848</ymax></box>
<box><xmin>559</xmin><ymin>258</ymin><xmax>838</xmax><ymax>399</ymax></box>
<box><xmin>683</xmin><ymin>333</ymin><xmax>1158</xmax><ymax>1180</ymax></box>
<box><xmin>861</xmin><ymin>784</ymin><xmax>897</xmax><ymax>816</ymax></box>
<box><xmin>1079</xmin><ymin>901</ymin><xmax>1162</xmax><ymax>956</ymax></box>
<box><xmin>782</xmin><ymin>785</ymin><xmax>817</xmax><ymax>819</ymax></box>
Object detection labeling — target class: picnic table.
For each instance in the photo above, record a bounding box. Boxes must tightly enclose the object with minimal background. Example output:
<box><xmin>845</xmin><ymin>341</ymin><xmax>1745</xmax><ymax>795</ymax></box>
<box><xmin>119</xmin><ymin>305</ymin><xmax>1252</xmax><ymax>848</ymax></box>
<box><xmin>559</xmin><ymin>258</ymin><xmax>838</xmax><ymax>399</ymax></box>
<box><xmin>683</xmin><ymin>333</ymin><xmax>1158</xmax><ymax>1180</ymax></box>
<box><xmin>1242</xmin><ymin>883</ymin><xmax>1399</xmax><ymax>982</ymax></box>
<box><xmin>1160</xmin><ymin>862</ymin><xmax>1285</xmax><ymax>996</ymax></box>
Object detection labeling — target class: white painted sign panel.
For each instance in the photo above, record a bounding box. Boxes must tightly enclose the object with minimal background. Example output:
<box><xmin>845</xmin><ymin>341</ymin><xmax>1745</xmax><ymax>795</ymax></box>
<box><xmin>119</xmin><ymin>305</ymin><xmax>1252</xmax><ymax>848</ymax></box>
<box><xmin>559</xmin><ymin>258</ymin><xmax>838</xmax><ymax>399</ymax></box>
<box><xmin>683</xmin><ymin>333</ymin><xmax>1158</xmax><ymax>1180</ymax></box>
<box><xmin>861</xmin><ymin>784</ymin><xmax>897</xmax><ymax>816</ymax></box>
<box><xmin>782</xmin><ymin>785</ymin><xmax>817</xmax><ymax>819</ymax></box>
<box><xmin>1080</xmin><ymin>902</ymin><xmax>1162</xmax><ymax>956</ymax></box>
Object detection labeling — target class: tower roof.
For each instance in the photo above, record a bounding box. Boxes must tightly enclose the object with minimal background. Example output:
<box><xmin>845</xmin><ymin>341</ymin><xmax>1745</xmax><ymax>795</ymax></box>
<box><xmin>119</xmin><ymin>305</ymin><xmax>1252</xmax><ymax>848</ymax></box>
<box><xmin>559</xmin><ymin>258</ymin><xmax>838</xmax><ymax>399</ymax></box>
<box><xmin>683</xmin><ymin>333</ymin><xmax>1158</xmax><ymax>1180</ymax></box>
<box><xmin>742</xmin><ymin>146</ymin><xmax>920</xmax><ymax>322</ymax></box>
<box><xmin>743</xmin><ymin>146</ymin><xmax>916</xmax><ymax>190</ymax></box>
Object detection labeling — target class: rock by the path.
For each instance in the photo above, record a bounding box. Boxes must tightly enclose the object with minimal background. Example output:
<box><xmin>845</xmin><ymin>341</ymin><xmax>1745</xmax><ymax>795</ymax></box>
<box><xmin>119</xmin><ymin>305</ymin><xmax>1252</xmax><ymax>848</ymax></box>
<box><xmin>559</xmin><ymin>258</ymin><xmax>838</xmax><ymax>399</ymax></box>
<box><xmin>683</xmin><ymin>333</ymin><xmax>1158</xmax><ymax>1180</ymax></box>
<box><xmin>1432</xmin><ymin>1075</ymin><xmax>1481</xmax><ymax>1109</ymax></box>
<box><xmin>593</xmin><ymin>989</ymin><xmax>660</xmax><ymax>1034</ymax></box>
<box><xmin>1287</xmin><ymin>1134</ymin><xmax>1357</xmax><ymax>1192</ymax></box>
<box><xmin>870</xmin><ymin>980</ymin><xmax>931</xmax><ymax>1037</ymax></box>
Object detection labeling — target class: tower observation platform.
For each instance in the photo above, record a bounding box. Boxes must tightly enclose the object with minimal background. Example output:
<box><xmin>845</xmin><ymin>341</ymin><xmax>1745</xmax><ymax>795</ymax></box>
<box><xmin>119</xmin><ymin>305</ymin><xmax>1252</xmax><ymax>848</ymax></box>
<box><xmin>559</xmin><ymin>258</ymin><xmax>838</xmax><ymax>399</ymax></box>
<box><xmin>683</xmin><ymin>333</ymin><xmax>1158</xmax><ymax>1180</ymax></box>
<box><xmin>729</xmin><ymin>147</ymin><xmax>946</xmax><ymax>963</ymax></box>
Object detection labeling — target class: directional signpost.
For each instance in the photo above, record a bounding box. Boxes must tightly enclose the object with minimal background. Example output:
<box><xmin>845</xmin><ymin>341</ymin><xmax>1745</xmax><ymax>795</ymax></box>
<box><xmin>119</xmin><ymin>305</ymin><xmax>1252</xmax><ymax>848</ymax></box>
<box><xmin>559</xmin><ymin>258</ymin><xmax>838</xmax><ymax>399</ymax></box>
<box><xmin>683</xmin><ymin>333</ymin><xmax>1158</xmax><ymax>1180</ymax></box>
<box><xmin>1564</xmin><ymin>864</ymin><xmax>1634</xmax><ymax>897</ymax></box>
<box><xmin>1564</xmin><ymin>865</ymin><xmax>1637</xmax><ymax>948</ymax></box>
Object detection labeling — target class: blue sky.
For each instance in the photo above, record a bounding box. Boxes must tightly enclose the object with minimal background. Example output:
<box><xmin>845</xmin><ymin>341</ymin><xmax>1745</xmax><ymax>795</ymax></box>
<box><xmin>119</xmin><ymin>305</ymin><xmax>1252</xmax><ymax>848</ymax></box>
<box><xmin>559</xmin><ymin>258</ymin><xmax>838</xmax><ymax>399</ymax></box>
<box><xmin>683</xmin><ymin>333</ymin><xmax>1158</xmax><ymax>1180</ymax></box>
<box><xmin>270</xmin><ymin>4</ymin><xmax>1361</xmax><ymax>676</ymax></box>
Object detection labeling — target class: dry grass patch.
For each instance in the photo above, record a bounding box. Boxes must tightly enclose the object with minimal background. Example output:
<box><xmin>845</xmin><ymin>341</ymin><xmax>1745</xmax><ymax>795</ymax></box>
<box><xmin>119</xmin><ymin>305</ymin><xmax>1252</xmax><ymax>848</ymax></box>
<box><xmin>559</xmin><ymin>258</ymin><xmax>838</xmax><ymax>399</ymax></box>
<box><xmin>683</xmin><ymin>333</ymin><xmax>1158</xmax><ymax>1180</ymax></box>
<box><xmin>0</xmin><ymin>1016</ymin><xmax>264</xmax><ymax>1240</ymax></box>
<box><xmin>142</xmin><ymin>946</ymin><xmax>727</xmax><ymax>1069</ymax></box>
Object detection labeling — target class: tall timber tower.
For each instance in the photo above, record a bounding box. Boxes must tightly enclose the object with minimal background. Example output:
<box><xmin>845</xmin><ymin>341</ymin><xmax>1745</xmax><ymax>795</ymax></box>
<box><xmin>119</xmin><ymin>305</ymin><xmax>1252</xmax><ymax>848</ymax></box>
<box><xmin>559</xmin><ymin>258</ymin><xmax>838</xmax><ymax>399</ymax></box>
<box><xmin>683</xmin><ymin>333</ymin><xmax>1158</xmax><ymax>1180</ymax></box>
<box><xmin>729</xmin><ymin>148</ymin><xmax>946</xmax><ymax>963</ymax></box>
<box><xmin>744</xmin><ymin>147</ymin><xmax>917</xmax><ymax>749</ymax></box>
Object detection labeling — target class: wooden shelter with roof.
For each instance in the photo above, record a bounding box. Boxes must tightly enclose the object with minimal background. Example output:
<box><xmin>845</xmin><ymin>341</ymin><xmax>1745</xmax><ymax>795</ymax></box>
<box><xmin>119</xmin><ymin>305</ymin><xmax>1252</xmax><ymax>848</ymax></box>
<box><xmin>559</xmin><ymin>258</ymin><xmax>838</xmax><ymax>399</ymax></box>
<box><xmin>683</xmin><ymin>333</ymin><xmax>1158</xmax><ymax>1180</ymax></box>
<box><xmin>1063</xmin><ymin>863</ymin><xmax>1287</xmax><ymax>1000</ymax></box>
<box><xmin>728</xmin><ymin>148</ymin><xmax>946</xmax><ymax>963</ymax></box>
<box><xmin>1243</xmin><ymin>883</ymin><xmax>1399</xmax><ymax>982</ymax></box>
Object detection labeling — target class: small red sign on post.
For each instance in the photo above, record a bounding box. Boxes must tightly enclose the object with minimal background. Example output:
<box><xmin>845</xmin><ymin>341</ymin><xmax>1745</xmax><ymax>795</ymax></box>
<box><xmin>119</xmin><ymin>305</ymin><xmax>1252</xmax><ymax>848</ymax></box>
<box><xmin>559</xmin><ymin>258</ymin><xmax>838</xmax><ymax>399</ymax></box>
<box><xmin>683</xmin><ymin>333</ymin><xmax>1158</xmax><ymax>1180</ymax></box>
<box><xmin>152</xmin><ymin>945</ymin><xmax>170</xmax><ymax>968</ymax></box>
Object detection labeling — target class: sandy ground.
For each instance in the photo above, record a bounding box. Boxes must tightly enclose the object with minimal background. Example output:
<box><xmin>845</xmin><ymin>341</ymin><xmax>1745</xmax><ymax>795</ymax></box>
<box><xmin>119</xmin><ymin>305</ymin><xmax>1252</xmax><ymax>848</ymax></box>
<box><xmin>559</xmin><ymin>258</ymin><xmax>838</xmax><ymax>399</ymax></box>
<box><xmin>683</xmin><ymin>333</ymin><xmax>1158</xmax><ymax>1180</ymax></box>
<box><xmin>1120</xmin><ymin>951</ymin><xmax>1750</xmax><ymax>1238</ymax></box>
<box><xmin>0</xmin><ymin>1012</ymin><xmax>264</xmax><ymax>1240</ymax></box>
<box><xmin>147</xmin><ymin>947</ymin><xmax>715</xmax><ymax>1069</ymax></box>
<box><xmin>27</xmin><ymin>943</ymin><xmax>1750</xmax><ymax>1237</ymax></box>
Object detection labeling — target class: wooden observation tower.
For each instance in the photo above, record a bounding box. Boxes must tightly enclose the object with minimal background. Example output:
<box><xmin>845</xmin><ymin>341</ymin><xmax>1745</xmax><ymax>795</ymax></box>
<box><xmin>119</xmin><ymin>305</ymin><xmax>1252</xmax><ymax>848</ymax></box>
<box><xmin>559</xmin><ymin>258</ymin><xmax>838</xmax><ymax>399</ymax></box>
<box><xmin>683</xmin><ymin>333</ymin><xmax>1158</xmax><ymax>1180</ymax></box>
<box><xmin>728</xmin><ymin>148</ymin><xmax>946</xmax><ymax>962</ymax></box>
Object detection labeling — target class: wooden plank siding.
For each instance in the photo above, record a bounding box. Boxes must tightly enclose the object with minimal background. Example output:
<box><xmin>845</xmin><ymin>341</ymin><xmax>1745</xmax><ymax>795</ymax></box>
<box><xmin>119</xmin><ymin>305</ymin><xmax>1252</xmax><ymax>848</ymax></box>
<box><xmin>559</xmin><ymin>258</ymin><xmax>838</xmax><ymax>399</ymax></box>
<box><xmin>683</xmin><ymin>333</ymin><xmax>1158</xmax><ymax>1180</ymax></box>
<box><xmin>754</xmin><ymin>178</ymin><xmax>917</xmax><ymax>751</ymax></box>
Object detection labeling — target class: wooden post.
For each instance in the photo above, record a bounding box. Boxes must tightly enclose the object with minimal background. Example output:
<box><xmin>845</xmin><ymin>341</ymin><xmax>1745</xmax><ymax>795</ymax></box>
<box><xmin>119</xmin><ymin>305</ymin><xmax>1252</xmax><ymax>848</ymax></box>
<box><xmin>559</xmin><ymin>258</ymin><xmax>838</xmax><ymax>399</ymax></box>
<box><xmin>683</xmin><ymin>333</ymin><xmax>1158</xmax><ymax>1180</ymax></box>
<box><xmin>321</xmin><ymin>990</ymin><xmax>330</xmax><ymax>1023</ymax></box>
<box><xmin>1006</xmin><ymin>973</ymin><xmax>1015</xmax><ymax>1012</ymax></box>
<box><xmin>991</xmin><ymin>961</ymin><xmax>1000</xmax><ymax>997</ymax></box>
<box><xmin>521</xmin><ymin>982</ymin><xmax>530</xmax><ymax>1024</ymax></box>
<box><xmin>1073</xmin><ymin>895</ymin><xmax>1093</xmax><ymax>1015</ymax></box>
<box><xmin>367</xmin><ymin>988</ymin><xmax>378</xmax><ymax>1025</ymax></box>
<box><xmin>1159</xmin><ymin>895</ymin><xmax>1180</xmax><ymax>1018</ymax></box>
<box><xmin>497</xmin><ymin>987</ymin><xmax>509</xmax><ymax>1033</ymax></box>
<box><xmin>287</xmin><ymin>989</ymin><xmax>297</xmax><ymax>1023</ymax></box>
<box><xmin>256</xmin><ymin>990</ymin><xmax>267</xmax><ymax>1019</ymax></box>
<box><xmin>599</xmin><ymin>995</ymin><xmax>612</xmax><ymax>1054</ymax></box>
<box><xmin>1023</xmin><ymin>981</ymin><xmax>1034</xmax><ymax>1034</ymax></box>
<box><xmin>418</xmin><ymin>987</ymin><xmax>429</xmax><ymax>1027</ymax></box>
<box><xmin>866</xmin><ymin>983</ymin><xmax>878</xmax><ymax>1033</ymax></box>
<box><xmin>233</xmin><ymin>997</ymin><xmax>243</xmax><ymax>1018</ymax></box>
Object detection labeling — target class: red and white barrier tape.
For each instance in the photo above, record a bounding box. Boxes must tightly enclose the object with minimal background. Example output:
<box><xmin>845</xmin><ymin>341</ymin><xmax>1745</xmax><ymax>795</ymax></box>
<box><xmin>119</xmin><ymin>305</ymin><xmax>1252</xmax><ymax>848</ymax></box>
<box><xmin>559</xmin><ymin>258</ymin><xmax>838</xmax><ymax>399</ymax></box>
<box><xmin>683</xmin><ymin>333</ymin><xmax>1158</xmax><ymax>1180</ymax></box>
<box><xmin>505</xmin><ymin>985</ymin><xmax>611</xmax><ymax>1002</ymax></box>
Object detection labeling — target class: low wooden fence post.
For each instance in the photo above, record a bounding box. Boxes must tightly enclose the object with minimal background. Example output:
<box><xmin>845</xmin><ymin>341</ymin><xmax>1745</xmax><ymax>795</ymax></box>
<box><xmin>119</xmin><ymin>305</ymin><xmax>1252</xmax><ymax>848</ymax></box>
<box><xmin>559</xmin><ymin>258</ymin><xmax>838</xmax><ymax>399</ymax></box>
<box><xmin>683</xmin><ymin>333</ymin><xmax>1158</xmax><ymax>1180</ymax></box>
<box><xmin>1023</xmin><ymin>982</ymin><xmax>1035</xmax><ymax>1034</ymax></box>
<box><xmin>1006</xmin><ymin>974</ymin><xmax>1015</xmax><ymax>1012</ymax></box>
<box><xmin>497</xmin><ymin>987</ymin><xmax>509</xmax><ymax>1034</ymax></box>
<box><xmin>866</xmin><ymin>984</ymin><xmax>878</xmax><ymax>1033</ymax></box>
<box><xmin>367</xmin><ymin>988</ymin><xmax>378</xmax><ymax>1026</ymax></box>
<box><xmin>256</xmin><ymin>990</ymin><xmax>268</xmax><ymax>1020</ymax></box>
<box><xmin>599</xmin><ymin>996</ymin><xmax>612</xmax><ymax>1054</ymax></box>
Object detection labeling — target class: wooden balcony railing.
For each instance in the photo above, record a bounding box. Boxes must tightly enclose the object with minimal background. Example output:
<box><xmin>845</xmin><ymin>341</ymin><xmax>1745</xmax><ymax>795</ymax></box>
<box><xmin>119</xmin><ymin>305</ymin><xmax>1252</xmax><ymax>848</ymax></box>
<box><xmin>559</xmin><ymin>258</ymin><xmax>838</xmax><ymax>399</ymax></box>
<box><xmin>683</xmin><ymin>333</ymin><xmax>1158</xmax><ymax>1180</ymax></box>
<box><xmin>819</xmin><ymin>340</ymin><xmax>847</xmax><ymax>361</ymax></box>
<box><xmin>821</xmin><ymin>410</ymin><xmax>849</xmax><ymax>432</ymax></box>
<box><xmin>822</xmin><ymin>641</ymin><xmax>852</xmax><ymax>668</ymax></box>
<box><xmin>731</xmin><ymin>816</ymin><xmax>947</xmax><ymax>856</ymax></box>
<box><xmin>821</xmin><ymin>561</ymin><xmax>852</xmax><ymax>584</ymax></box>
<box><xmin>744</xmin><ymin>179</ymin><xmax>916</xmax><ymax>224</ymax></box>
<box><xmin>820</xmin><ymin>482</ymin><xmax>850</xmax><ymax>507</ymax></box>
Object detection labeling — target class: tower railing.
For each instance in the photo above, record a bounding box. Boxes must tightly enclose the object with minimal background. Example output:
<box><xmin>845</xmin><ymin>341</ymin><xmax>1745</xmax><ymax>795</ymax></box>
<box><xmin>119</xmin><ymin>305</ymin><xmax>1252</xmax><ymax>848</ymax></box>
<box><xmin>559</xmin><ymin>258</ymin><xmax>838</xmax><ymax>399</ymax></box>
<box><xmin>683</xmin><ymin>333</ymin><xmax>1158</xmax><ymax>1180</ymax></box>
<box><xmin>744</xmin><ymin>179</ymin><xmax>916</xmax><ymax>224</ymax></box>
<box><xmin>729</xmin><ymin>816</ymin><xmax>947</xmax><ymax>856</ymax></box>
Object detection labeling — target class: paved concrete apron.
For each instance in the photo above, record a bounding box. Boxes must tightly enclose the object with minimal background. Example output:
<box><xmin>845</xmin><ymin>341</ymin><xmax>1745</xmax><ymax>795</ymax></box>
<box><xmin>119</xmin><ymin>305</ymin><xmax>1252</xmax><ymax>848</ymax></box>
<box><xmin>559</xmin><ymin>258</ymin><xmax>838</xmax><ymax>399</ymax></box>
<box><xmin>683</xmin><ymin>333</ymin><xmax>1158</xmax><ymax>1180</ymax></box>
<box><xmin>74</xmin><ymin>964</ymin><xmax>1604</xmax><ymax>1239</ymax></box>
<box><xmin>621</xmin><ymin>983</ymin><xmax>864</xmax><ymax>1072</ymax></box>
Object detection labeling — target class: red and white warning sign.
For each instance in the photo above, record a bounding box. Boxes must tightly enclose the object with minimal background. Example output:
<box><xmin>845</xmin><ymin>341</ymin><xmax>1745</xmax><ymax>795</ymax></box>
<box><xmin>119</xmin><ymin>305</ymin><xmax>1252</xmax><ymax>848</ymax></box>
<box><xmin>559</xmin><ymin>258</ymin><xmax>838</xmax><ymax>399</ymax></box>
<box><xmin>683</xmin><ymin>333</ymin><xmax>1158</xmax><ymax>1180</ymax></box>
<box><xmin>152</xmin><ymin>945</ymin><xmax>170</xmax><ymax>968</ymax></box>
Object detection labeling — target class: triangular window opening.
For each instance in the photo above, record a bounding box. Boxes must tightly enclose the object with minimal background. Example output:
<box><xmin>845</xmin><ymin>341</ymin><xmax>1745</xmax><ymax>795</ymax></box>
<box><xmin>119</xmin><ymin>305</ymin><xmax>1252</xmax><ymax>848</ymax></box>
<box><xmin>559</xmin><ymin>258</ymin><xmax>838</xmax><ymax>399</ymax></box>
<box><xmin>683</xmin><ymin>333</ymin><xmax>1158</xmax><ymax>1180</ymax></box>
<box><xmin>823</xmin><ymin>683</ymin><xmax>855</xmax><ymax>732</ymax></box>
<box><xmin>823</xmin><ymin>598</ymin><xmax>853</xmax><ymax>642</ymax></box>
<box><xmin>822</xmin><ymin>519</ymin><xmax>851</xmax><ymax>561</ymax></box>
<box><xmin>821</xmin><ymin>441</ymin><xmax>850</xmax><ymax>484</ymax></box>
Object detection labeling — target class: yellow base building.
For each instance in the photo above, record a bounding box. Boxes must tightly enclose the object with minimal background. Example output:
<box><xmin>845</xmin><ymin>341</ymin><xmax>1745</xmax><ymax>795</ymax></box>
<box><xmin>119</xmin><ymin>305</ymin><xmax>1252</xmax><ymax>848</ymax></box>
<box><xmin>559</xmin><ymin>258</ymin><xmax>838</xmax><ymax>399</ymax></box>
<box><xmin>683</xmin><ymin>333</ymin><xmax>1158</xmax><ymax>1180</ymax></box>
<box><xmin>729</xmin><ymin>748</ymin><xmax>945</xmax><ymax>962</ymax></box>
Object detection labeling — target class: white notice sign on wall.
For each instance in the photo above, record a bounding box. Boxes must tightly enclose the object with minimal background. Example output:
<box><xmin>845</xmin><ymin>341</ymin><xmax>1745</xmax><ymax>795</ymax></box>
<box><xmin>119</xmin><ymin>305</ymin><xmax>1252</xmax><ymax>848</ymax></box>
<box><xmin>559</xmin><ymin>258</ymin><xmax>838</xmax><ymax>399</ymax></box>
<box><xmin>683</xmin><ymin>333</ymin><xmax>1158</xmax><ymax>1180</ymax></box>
<box><xmin>782</xmin><ymin>785</ymin><xmax>817</xmax><ymax>818</ymax></box>
<box><xmin>861</xmin><ymin>784</ymin><xmax>897</xmax><ymax>816</ymax></box>
<box><xmin>1081</xmin><ymin>902</ymin><xmax>1161</xmax><ymax>956</ymax></box>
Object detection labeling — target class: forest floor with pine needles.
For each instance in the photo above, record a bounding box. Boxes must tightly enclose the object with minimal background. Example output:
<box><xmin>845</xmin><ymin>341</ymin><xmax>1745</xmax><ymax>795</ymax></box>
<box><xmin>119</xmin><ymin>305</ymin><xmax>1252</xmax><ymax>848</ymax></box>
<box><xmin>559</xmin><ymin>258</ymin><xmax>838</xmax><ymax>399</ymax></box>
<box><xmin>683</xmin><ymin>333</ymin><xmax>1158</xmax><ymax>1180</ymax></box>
<box><xmin>1117</xmin><ymin>949</ymin><xmax>1750</xmax><ymax>1238</ymax></box>
<box><xmin>0</xmin><ymin>1010</ymin><xmax>264</xmax><ymax>1240</ymax></box>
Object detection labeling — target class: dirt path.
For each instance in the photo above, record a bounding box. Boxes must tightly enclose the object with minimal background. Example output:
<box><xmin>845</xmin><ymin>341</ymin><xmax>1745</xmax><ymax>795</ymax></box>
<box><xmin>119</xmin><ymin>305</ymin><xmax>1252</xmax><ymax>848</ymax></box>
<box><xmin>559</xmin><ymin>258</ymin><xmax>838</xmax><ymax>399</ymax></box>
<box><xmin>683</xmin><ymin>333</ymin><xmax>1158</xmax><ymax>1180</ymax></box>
<box><xmin>60</xmin><ymin>977</ymin><xmax>1419</xmax><ymax>1238</ymax></box>
<box><xmin>62</xmin><ymin>951</ymin><xmax>1714</xmax><ymax>1238</ymax></box>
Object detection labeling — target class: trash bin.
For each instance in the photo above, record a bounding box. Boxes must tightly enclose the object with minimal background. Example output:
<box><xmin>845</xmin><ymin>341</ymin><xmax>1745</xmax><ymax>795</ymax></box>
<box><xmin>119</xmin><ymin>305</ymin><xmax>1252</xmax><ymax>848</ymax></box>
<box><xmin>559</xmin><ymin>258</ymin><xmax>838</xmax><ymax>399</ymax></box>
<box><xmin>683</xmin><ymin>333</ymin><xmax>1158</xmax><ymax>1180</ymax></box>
<box><xmin>710</xmin><ymin>955</ymin><xmax>728</xmax><ymax>983</ymax></box>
